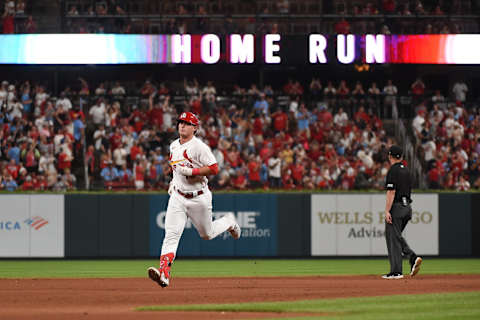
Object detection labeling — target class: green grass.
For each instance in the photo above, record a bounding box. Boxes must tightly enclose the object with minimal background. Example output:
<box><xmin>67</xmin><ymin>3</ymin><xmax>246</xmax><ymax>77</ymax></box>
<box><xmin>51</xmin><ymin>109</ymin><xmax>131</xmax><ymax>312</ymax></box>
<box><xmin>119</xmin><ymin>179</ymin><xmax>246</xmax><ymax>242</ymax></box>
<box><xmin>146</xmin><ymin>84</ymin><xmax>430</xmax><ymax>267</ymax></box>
<box><xmin>0</xmin><ymin>258</ymin><xmax>479</xmax><ymax>279</ymax></box>
<box><xmin>137</xmin><ymin>291</ymin><xmax>480</xmax><ymax>320</ymax></box>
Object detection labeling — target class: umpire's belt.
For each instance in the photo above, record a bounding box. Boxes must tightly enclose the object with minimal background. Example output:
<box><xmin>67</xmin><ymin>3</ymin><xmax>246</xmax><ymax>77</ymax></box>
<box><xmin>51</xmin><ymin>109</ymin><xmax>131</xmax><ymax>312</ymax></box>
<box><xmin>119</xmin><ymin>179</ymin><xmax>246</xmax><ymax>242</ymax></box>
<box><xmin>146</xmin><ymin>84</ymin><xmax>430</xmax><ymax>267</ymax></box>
<box><xmin>174</xmin><ymin>186</ymin><xmax>204</xmax><ymax>199</ymax></box>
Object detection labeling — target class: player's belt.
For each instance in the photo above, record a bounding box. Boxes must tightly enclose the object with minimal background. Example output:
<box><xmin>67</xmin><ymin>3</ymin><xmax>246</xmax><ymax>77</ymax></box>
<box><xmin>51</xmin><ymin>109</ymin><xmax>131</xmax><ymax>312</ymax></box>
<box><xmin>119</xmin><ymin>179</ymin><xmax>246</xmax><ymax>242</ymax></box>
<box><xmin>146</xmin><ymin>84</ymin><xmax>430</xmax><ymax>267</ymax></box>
<box><xmin>174</xmin><ymin>186</ymin><xmax>204</xmax><ymax>199</ymax></box>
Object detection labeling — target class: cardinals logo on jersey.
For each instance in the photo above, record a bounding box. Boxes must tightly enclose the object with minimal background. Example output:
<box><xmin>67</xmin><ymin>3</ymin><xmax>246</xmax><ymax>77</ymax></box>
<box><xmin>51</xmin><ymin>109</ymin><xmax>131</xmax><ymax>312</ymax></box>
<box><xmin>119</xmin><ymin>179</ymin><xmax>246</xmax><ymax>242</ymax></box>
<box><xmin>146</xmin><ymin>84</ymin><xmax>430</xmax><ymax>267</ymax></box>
<box><xmin>169</xmin><ymin>150</ymin><xmax>193</xmax><ymax>166</ymax></box>
<box><xmin>183</xmin><ymin>150</ymin><xmax>193</xmax><ymax>163</ymax></box>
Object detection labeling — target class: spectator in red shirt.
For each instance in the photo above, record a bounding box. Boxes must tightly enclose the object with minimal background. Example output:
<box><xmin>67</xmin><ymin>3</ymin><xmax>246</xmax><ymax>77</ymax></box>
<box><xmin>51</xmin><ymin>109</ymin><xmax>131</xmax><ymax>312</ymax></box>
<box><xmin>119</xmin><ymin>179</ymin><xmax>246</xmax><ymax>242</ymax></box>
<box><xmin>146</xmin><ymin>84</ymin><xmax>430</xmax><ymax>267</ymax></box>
<box><xmin>231</xmin><ymin>167</ymin><xmax>247</xmax><ymax>190</ymax></box>
<box><xmin>283</xmin><ymin>79</ymin><xmax>294</xmax><ymax>95</ymax></box>
<box><xmin>411</xmin><ymin>77</ymin><xmax>426</xmax><ymax>96</ymax></box>
<box><xmin>259</xmin><ymin>142</ymin><xmax>273</xmax><ymax>162</ymax></box>
<box><xmin>130</xmin><ymin>142</ymin><xmax>143</xmax><ymax>165</ymax></box>
<box><xmin>382</xmin><ymin>0</ymin><xmax>396</xmax><ymax>13</ymax></box>
<box><xmin>354</xmin><ymin>106</ymin><xmax>370</xmax><ymax>129</ymax></box>
<box><xmin>247</xmin><ymin>155</ymin><xmax>262</xmax><ymax>189</ymax></box>
<box><xmin>271</xmin><ymin>107</ymin><xmax>288</xmax><ymax>133</ymax></box>
<box><xmin>272</xmin><ymin>132</ymin><xmax>285</xmax><ymax>150</ymax></box>
<box><xmin>157</xmin><ymin>82</ymin><xmax>169</xmax><ymax>96</ymax></box>
<box><xmin>34</xmin><ymin>174</ymin><xmax>48</xmax><ymax>190</ymax></box>
<box><xmin>310</xmin><ymin>121</ymin><xmax>325</xmax><ymax>144</ymax></box>
<box><xmin>334</xmin><ymin>17</ymin><xmax>350</xmax><ymax>34</ymax></box>
<box><xmin>2</xmin><ymin>4</ymin><xmax>15</xmax><ymax>34</ymax></box>
<box><xmin>140</xmin><ymin>80</ymin><xmax>156</xmax><ymax>97</ymax></box>
<box><xmin>317</xmin><ymin>105</ymin><xmax>333</xmax><ymax>125</ymax></box>
<box><xmin>308</xmin><ymin>141</ymin><xmax>322</xmax><ymax>161</ymax></box>
<box><xmin>21</xmin><ymin>175</ymin><xmax>34</xmax><ymax>190</ymax></box>
<box><xmin>109</xmin><ymin>127</ymin><xmax>122</xmax><ymax>151</ymax></box>
<box><xmin>252</xmin><ymin>114</ymin><xmax>264</xmax><ymax>144</ymax></box>
<box><xmin>148</xmin><ymin>93</ymin><xmax>164</xmax><ymax>129</ymax></box>
<box><xmin>57</xmin><ymin>146</ymin><xmax>73</xmax><ymax>173</ymax></box>
<box><xmin>189</xmin><ymin>95</ymin><xmax>202</xmax><ymax>115</ymax></box>
<box><xmin>129</xmin><ymin>106</ymin><xmax>146</xmax><ymax>133</ymax></box>
<box><xmin>6</xmin><ymin>159</ymin><xmax>19</xmax><ymax>179</ymax></box>
<box><xmin>324</xmin><ymin>144</ymin><xmax>337</xmax><ymax>161</ymax></box>
<box><xmin>134</xmin><ymin>159</ymin><xmax>146</xmax><ymax>190</ymax></box>
<box><xmin>205</xmin><ymin>125</ymin><xmax>220</xmax><ymax>149</ymax></box>
<box><xmin>290</xmin><ymin>159</ymin><xmax>305</xmax><ymax>186</ymax></box>
<box><xmin>290</xmin><ymin>81</ymin><xmax>304</xmax><ymax>96</ymax></box>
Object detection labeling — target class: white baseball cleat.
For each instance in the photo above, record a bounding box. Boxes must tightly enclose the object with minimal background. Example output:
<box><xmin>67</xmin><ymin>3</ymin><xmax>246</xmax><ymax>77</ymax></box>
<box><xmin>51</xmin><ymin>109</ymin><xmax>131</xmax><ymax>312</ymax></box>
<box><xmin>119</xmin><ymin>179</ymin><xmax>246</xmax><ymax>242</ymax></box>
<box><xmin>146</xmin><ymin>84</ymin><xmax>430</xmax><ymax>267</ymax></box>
<box><xmin>159</xmin><ymin>272</ymin><xmax>170</xmax><ymax>287</ymax></box>
<box><xmin>148</xmin><ymin>267</ymin><xmax>169</xmax><ymax>287</ymax></box>
<box><xmin>225</xmin><ymin>212</ymin><xmax>241</xmax><ymax>240</ymax></box>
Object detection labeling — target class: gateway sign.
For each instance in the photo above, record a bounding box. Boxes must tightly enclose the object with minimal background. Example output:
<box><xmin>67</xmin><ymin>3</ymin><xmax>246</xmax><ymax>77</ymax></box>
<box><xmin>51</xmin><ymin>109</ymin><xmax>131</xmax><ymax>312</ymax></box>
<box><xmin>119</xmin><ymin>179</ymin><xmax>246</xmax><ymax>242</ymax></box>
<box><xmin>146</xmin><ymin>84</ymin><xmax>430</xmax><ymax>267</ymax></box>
<box><xmin>311</xmin><ymin>194</ymin><xmax>438</xmax><ymax>256</ymax></box>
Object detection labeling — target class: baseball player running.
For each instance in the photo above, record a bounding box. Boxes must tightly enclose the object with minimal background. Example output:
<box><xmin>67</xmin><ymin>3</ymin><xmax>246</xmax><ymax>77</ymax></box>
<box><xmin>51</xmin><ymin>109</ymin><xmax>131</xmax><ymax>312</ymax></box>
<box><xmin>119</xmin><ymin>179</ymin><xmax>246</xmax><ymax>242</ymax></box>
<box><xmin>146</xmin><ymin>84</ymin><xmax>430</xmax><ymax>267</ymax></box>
<box><xmin>148</xmin><ymin>111</ymin><xmax>241</xmax><ymax>288</ymax></box>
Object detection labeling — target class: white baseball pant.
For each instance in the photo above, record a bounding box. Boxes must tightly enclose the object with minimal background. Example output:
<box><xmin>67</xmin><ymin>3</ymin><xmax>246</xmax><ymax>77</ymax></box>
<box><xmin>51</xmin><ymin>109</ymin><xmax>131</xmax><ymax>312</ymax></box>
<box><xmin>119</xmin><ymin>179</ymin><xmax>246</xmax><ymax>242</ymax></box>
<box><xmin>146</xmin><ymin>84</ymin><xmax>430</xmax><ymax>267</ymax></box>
<box><xmin>161</xmin><ymin>188</ymin><xmax>232</xmax><ymax>256</ymax></box>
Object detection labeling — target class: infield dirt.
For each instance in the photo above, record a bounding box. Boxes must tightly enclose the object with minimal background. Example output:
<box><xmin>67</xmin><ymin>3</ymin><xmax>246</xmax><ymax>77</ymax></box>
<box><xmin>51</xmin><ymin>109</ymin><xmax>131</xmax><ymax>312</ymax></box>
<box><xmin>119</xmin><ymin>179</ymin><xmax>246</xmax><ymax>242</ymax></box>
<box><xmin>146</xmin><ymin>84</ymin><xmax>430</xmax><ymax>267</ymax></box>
<box><xmin>1</xmin><ymin>274</ymin><xmax>480</xmax><ymax>320</ymax></box>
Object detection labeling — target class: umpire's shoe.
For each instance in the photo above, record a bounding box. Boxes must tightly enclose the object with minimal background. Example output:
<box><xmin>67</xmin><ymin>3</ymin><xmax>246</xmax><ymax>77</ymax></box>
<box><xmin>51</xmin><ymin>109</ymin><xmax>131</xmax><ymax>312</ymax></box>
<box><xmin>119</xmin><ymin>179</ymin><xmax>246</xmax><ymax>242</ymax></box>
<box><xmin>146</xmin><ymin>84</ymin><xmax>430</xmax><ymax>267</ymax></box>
<box><xmin>226</xmin><ymin>212</ymin><xmax>241</xmax><ymax>240</ymax></box>
<box><xmin>381</xmin><ymin>272</ymin><xmax>404</xmax><ymax>279</ymax></box>
<box><xmin>410</xmin><ymin>256</ymin><xmax>423</xmax><ymax>277</ymax></box>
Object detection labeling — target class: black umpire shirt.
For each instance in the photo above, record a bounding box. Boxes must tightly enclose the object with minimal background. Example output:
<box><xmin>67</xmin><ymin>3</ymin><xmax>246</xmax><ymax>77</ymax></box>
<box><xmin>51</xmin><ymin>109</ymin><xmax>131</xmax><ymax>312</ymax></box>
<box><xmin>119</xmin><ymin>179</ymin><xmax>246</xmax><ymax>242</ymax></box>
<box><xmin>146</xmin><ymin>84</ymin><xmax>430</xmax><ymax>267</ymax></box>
<box><xmin>385</xmin><ymin>162</ymin><xmax>412</xmax><ymax>204</ymax></box>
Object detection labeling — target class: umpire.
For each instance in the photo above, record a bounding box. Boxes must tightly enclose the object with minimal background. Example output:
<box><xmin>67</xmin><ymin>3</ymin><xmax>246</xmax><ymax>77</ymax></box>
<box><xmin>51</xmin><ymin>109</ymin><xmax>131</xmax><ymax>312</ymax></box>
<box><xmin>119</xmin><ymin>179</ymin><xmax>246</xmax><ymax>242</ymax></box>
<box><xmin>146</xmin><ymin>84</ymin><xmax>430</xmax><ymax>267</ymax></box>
<box><xmin>383</xmin><ymin>145</ymin><xmax>422</xmax><ymax>279</ymax></box>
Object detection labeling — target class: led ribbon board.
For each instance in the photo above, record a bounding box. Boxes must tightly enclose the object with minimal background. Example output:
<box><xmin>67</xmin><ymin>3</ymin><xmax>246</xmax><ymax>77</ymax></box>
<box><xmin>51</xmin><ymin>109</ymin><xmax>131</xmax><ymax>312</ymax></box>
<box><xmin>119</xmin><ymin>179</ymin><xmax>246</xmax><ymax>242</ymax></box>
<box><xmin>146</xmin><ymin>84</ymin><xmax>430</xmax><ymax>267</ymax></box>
<box><xmin>0</xmin><ymin>34</ymin><xmax>479</xmax><ymax>64</ymax></box>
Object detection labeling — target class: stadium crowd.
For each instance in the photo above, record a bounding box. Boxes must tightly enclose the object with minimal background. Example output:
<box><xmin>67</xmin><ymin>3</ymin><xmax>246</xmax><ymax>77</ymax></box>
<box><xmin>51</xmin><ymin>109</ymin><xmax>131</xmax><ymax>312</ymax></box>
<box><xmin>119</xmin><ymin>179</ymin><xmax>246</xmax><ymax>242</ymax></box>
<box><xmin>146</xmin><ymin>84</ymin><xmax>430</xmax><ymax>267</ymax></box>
<box><xmin>62</xmin><ymin>0</ymin><xmax>479</xmax><ymax>35</ymax></box>
<box><xmin>2</xmin><ymin>0</ymin><xmax>479</xmax><ymax>34</ymax></box>
<box><xmin>62</xmin><ymin>0</ymin><xmax>478</xmax><ymax>15</ymax></box>
<box><xmin>0</xmin><ymin>76</ymin><xmax>478</xmax><ymax>192</ymax></box>
<box><xmin>411</xmin><ymin>79</ymin><xmax>480</xmax><ymax>191</ymax></box>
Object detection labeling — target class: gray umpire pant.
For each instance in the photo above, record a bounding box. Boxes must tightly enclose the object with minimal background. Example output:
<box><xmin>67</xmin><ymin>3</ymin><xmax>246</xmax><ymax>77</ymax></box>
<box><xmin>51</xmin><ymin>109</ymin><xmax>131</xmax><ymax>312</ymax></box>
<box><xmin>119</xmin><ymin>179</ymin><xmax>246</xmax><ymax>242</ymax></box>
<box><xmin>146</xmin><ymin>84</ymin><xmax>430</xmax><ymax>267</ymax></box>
<box><xmin>385</xmin><ymin>203</ymin><xmax>415</xmax><ymax>273</ymax></box>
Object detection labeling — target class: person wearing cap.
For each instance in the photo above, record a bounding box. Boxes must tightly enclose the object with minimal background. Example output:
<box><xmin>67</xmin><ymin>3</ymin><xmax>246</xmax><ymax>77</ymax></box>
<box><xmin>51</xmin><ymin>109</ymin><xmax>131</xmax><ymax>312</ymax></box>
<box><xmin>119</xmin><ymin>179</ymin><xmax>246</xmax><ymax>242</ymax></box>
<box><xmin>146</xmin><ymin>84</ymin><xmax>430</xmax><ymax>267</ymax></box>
<box><xmin>148</xmin><ymin>111</ymin><xmax>241</xmax><ymax>288</ymax></box>
<box><xmin>382</xmin><ymin>145</ymin><xmax>422</xmax><ymax>279</ymax></box>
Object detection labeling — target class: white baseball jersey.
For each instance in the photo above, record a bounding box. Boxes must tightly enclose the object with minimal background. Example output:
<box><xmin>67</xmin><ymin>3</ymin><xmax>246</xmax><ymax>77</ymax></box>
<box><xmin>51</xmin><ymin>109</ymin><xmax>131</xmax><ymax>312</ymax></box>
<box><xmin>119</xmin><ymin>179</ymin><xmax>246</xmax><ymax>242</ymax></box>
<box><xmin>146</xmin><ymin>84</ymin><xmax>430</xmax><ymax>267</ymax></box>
<box><xmin>169</xmin><ymin>136</ymin><xmax>216</xmax><ymax>191</ymax></box>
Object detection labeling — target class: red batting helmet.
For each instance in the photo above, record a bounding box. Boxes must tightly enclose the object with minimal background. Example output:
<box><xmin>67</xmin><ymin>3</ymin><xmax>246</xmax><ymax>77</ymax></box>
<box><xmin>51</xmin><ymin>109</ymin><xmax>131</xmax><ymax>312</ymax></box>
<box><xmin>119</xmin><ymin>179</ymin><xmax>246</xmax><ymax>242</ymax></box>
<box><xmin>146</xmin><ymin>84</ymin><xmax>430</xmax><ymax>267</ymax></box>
<box><xmin>178</xmin><ymin>112</ymin><xmax>199</xmax><ymax>126</ymax></box>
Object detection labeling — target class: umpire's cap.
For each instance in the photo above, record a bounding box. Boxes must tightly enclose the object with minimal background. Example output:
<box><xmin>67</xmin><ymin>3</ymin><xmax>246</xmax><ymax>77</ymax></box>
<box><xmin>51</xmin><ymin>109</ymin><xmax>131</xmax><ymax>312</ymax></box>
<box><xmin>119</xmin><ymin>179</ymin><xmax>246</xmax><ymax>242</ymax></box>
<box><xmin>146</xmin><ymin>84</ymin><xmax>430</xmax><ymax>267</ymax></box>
<box><xmin>388</xmin><ymin>145</ymin><xmax>403</xmax><ymax>159</ymax></box>
<box><xmin>178</xmin><ymin>112</ymin><xmax>199</xmax><ymax>126</ymax></box>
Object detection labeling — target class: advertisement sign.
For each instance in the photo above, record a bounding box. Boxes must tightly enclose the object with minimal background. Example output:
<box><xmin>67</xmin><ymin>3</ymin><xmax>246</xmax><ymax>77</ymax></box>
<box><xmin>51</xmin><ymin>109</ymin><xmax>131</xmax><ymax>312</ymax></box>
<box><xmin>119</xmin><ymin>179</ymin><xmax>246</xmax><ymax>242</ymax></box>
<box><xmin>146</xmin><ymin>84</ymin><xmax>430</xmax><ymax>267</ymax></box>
<box><xmin>0</xmin><ymin>195</ymin><xmax>64</xmax><ymax>257</ymax></box>
<box><xmin>311</xmin><ymin>194</ymin><xmax>438</xmax><ymax>256</ymax></box>
<box><xmin>149</xmin><ymin>194</ymin><xmax>277</xmax><ymax>257</ymax></box>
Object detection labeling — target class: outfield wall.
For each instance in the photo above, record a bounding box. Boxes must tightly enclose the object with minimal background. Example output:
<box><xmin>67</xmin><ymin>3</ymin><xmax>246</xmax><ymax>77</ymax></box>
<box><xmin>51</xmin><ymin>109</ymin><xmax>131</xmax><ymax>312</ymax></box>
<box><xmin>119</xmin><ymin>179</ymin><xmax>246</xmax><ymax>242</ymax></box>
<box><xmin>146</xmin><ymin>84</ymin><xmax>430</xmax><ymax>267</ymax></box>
<box><xmin>0</xmin><ymin>193</ymin><xmax>477</xmax><ymax>257</ymax></box>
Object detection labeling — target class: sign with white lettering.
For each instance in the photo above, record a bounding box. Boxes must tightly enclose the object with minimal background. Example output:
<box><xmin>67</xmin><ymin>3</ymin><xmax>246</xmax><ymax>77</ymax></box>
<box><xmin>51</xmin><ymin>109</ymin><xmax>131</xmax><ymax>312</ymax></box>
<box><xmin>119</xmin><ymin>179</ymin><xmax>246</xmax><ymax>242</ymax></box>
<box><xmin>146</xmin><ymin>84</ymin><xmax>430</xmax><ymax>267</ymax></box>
<box><xmin>0</xmin><ymin>195</ymin><xmax>64</xmax><ymax>257</ymax></box>
<box><xmin>1</xmin><ymin>34</ymin><xmax>478</xmax><ymax>64</ymax></box>
<box><xmin>311</xmin><ymin>194</ymin><xmax>438</xmax><ymax>256</ymax></box>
